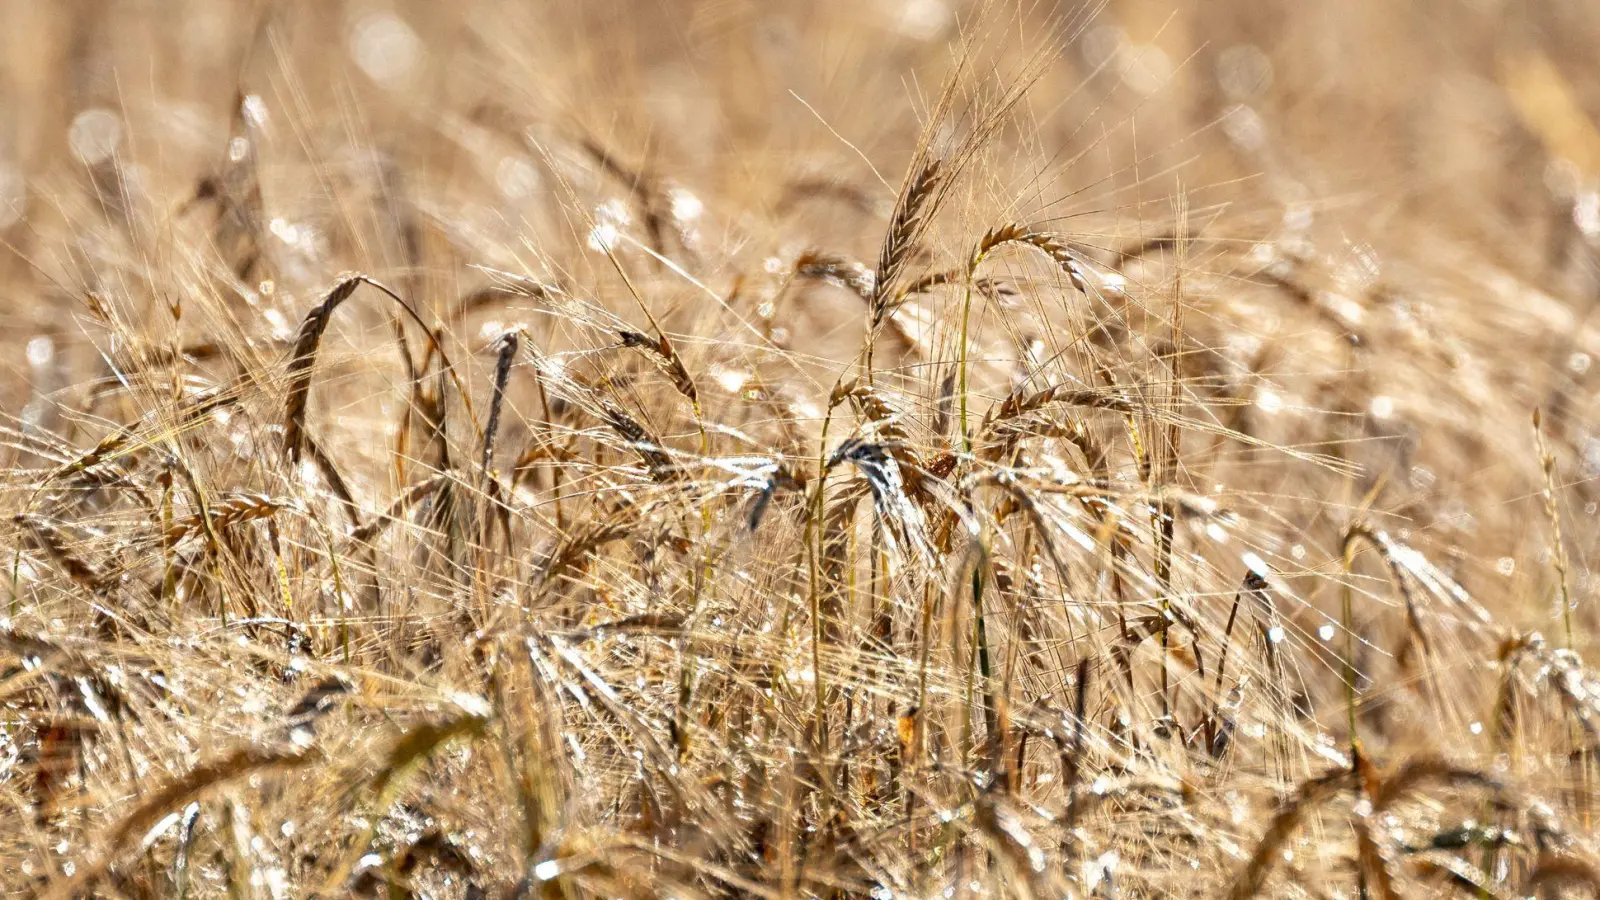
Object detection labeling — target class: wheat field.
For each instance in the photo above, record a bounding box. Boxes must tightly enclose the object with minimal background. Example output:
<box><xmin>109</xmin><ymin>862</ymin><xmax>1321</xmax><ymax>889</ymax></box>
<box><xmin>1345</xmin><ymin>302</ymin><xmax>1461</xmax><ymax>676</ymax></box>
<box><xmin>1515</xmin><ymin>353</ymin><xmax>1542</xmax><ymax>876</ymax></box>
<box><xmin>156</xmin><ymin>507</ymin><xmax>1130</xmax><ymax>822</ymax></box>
<box><xmin>1</xmin><ymin>0</ymin><xmax>1599</xmax><ymax>897</ymax></box>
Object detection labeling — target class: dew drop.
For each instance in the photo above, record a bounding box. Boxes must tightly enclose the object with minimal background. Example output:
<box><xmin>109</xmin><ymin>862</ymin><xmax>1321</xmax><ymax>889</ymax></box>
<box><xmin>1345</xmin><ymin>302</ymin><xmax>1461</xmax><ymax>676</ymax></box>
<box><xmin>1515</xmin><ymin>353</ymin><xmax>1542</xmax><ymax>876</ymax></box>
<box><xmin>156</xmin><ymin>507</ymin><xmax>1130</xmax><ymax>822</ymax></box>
<box><xmin>269</xmin><ymin>218</ymin><xmax>300</xmax><ymax>245</ymax></box>
<box><xmin>1122</xmin><ymin>45</ymin><xmax>1172</xmax><ymax>95</ymax></box>
<box><xmin>69</xmin><ymin>109</ymin><xmax>122</xmax><ymax>164</ymax></box>
<box><xmin>350</xmin><ymin>12</ymin><xmax>422</xmax><ymax>86</ymax></box>
<box><xmin>1576</xmin><ymin>190</ymin><xmax>1600</xmax><ymax>239</ymax></box>
<box><xmin>1080</xmin><ymin>26</ymin><xmax>1124</xmax><ymax>70</ymax></box>
<box><xmin>26</xmin><ymin>335</ymin><xmax>54</xmax><ymax>369</ymax></box>
<box><xmin>587</xmin><ymin>222</ymin><xmax>620</xmax><ymax>252</ymax></box>
<box><xmin>669</xmin><ymin>187</ymin><xmax>703</xmax><ymax>222</ymax></box>
<box><xmin>263</xmin><ymin>308</ymin><xmax>292</xmax><ymax>341</ymax></box>
<box><xmin>712</xmin><ymin>366</ymin><xmax>750</xmax><ymax>393</ymax></box>
<box><xmin>496</xmin><ymin>155</ymin><xmax>540</xmax><ymax>199</ymax></box>
<box><xmin>1223</xmin><ymin>104</ymin><xmax>1267</xmax><ymax>151</ymax></box>
<box><xmin>1217</xmin><ymin>44</ymin><xmax>1273</xmax><ymax>101</ymax></box>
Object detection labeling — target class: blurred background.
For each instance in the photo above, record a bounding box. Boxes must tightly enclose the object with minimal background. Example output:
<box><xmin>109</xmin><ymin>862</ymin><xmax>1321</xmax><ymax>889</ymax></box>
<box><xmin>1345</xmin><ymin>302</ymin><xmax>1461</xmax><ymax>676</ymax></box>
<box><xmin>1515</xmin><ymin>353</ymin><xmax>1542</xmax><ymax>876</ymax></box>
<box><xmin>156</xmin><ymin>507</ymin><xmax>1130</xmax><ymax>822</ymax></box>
<box><xmin>1</xmin><ymin>0</ymin><xmax>1597</xmax><ymax>352</ymax></box>
<box><xmin>5</xmin><ymin>5</ymin><xmax>1600</xmax><ymax>895</ymax></box>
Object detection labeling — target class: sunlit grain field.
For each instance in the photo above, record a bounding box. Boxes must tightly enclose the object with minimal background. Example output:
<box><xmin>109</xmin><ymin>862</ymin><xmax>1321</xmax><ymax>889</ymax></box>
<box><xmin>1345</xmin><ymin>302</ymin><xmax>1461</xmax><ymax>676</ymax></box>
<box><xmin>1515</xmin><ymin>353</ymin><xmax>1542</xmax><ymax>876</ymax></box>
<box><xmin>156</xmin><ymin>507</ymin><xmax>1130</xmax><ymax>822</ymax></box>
<box><xmin>1</xmin><ymin>1</ymin><xmax>1599</xmax><ymax>897</ymax></box>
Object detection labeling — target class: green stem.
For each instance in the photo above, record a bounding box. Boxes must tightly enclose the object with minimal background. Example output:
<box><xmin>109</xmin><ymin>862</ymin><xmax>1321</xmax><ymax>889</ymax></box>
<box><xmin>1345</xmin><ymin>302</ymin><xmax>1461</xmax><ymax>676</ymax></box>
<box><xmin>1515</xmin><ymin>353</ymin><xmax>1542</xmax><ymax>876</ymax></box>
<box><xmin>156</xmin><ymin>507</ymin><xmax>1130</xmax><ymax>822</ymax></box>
<box><xmin>973</xmin><ymin>558</ymin><xmax>995</xmax><ymax>742</ymax></box>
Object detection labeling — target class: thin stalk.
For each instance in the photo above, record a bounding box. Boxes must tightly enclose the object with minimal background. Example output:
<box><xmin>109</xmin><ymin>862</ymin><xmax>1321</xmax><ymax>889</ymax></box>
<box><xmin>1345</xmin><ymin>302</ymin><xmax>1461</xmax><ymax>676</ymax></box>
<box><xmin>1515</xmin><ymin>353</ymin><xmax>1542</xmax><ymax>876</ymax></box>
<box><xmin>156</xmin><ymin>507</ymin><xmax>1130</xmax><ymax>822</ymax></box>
<box><xmin>1340</xmin><ymin>536</ymin><xmax>1361</xmax><ymax>755</ymax></box>
<box><xmin>159</xmin><ymin>471</ymin><xmax>175</xmax><ymax>608</ymax></box>
<box><xmin>1340</xmin><ymin>527</ymin><xmax>1369</xmax><ymax>900</ymax></box>
<box><xmin>1533</xmin><ymin>407</ymin><xmax>1588</xmax><ymax>830</ymax></box>
<box><xmin>673</xmin><ymin>397</ymin><xmax>714</xmax><ymax>762</ymax></box>
<box><xmin>807</xmin><ymin>397</ymin><xmax>839</xmax><ymax>773</ymax></box>
<box><xmin>1533</xmin><ymin>409</ymin><xmax>1575</xmax><ymax>648</ymax></box>
<box><xmin>8</xmin><ymin>545</ymin><xmax>19</xmax><ymax>618</ymax></box>
<box><xmin>958</xmin><ymin>276</ymin><xmax>977</xmax><ymax>453</ymax></box>
<box><xmin>314</xmin><ymin>519</ymin><xmax>351</xmax><ymax>664</ymax></box>
<box><xmin>973</xmin><ymin>555</ymin><xmax>996</xmax><ymax>744</ymax></box>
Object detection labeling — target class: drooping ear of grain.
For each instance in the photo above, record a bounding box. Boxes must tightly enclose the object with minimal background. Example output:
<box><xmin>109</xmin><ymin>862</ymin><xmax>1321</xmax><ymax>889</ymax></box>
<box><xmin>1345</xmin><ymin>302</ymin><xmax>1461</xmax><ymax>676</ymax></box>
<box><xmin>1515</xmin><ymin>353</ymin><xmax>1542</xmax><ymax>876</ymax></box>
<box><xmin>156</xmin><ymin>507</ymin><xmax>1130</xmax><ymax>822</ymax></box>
<box><xmin>10</xmin><ymin>6</ymin><xmax>1600</xmax><ymax>899</ymax></box>
<box><xmin>40</xmin><ymin>745</ymin><xmax>319</xmax><ymax>900</ymax></box>
<box><xmin>282</xmin><ymin>275</ymin><xmax>363</xmax><ymax>464</ymax></box>
<box><xmin>283</xmin><ymin>274</ymin><xmax>461</xmax><ymax>467</ymax></box>
<box><xmin>15</xmin><ymin>513</ymin><xmax>106</xmax><ymax>592</ymax></box>
<box><xmin>618</xmin><ymin>329</ymin><xmax>698</xmax><ymax>406</ymax></box>
<box><xmin>1524</xmin><ymin>855</ymin><xmax>1600</xmax><ymax>895</ymax></box>
<box><xmin>1227</xmin><ymin>767</ymin><xmax>1357</xmax><ymax>900</ymax></box>
<box><xmin>481</xmin><ymin>331</ymin><xmax>520</xmax><ymax>480</ymax></box>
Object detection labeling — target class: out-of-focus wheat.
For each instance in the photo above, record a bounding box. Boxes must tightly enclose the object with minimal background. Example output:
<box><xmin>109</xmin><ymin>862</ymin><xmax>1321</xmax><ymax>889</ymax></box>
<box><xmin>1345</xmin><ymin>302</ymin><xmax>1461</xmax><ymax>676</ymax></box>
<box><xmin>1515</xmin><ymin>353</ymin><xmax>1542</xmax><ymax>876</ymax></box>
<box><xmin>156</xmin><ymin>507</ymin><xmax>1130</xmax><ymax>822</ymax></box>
<box><xmin>0</xmin><ymin>1</ymin><xmax>1598</xmax><ymax>897</ymax></box>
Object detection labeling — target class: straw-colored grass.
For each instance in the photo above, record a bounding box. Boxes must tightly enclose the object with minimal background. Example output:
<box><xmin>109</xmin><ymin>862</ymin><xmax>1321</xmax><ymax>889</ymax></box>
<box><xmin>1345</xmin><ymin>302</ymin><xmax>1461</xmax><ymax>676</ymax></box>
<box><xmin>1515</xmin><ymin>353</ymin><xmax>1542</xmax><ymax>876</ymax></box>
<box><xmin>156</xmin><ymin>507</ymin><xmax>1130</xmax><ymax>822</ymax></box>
<box><xmin>1</xmin><ymin>1</ymin><xmax>1599</xmax><ymax>897</ymax></box>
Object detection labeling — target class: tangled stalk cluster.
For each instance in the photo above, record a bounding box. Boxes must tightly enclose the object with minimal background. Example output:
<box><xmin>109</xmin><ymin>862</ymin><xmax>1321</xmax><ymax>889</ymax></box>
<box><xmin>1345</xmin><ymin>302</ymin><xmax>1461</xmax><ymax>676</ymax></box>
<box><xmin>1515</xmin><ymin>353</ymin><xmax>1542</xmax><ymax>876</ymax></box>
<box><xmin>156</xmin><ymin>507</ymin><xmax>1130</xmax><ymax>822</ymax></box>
<box><xmin>2</xmin><ymin>1</ymin><xmax>1600</xmax><ymax>898</ymax></box>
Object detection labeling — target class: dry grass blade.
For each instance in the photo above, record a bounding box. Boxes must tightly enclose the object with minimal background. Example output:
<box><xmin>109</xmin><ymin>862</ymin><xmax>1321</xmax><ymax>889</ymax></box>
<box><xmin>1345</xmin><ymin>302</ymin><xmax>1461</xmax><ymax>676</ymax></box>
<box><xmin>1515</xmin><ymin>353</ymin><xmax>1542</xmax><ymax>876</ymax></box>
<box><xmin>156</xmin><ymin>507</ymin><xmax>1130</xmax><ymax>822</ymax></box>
<box><xmin>1226</xmin><ymin>766</ymin><xmax>1356</xmax><ymax>900</ymax></box>
<box><xmin>1370</xmin><ymin>758</ymin><xmax>1501</xmax><ymax>812</ymax></box>
<box><xmin>363</xmin><ymin>709</ymin><xmax>491</xmax><ymax>803</ymax></box>
<box><xmin>530</xmin><ymin>506</ymin><xmax>646</xmax><ymax>601</ymax></box>
<box><xmin>1058</xmin><ymin>658</ymin><xmax>1091</xmax><ymax>846</ymax></box>
<box><xmin>597</xmin><ymin>398</ymin><xmax>676</xmax><ymax>480</ymax></box>
<box><xmin>481</xmin><ymin>331</ymin><xmax>520</xmax><ymax>479</ymax></box>
<box><xmin>300</xmin><ymin>432</ymin><xmax>363</xmax><ymax>529</ymax></box>
<box><xmin>283</xmin><ymin>274</ymin><xmax>462</xmax><ymax>464</ymax></box>
<box><xmin>346</xmin><ymin>472</ymin><xmax>451</xmax><ymax>546</ymax></box>
<box><xmin>14</xmin><ymin>513</ymin><xmax>106</xmax><ymax>592</ymax></box>
<box><xmin>6</xmin><ymin>8</ymin><xmax>1600</xmax><ymax>900</ymax></box>
<box><xmin>39</xmin><ymin>388</ymin><xmax>242</xmax><ymax>495</ymax></box>
<box><xmin>796</xmin><ymin>252</ymin><xmax>920</xmax><ymax>353</ymax></box>
<box><xmin>1523</xmin><ymin>854</ymin><xmax>1600</xmax><ymax>895</ymax></box>
<box><xmin>579</xmin><ymin>134</ymin><xmax>673</xmax><ymax>257</ymax></box>
<box><xmin>318</xmin><ymin>709</ymin><xmax>491</xmax><ymax>894</ymax></box>
<box><xmin>619</xmin><ymin>329</ymin><xmax>698</xmax><ymax>405</ymax></box>
<box><xmin>199</xmin><ymin>91</ymin><xmax>267</xmax><ymax>284</ymax></box>
<box><xmin>41</xmin><ymin>744</ymin><xmax>318</xmax><ymax>900</ymax></box>
<box><xmin>0</xmin><ymin>623</ymin><xmax>68</xmax><ymax>664</ymax></box>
